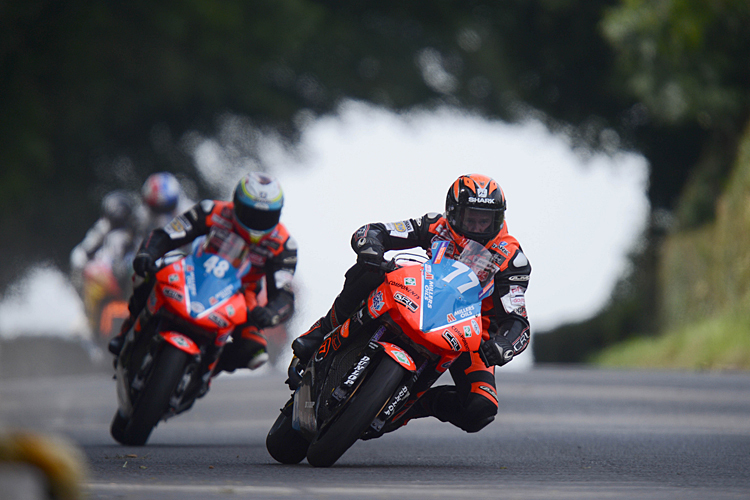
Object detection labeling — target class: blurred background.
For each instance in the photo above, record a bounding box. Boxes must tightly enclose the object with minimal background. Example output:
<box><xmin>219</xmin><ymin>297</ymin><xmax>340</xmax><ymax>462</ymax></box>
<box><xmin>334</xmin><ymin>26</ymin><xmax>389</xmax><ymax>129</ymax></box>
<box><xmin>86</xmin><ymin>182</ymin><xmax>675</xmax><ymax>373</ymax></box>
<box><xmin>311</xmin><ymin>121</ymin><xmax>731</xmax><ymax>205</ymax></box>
<box><xmin>1</xmin><ymin>0</ymin><xmax>749</xmax><ymax>377</ymax></box>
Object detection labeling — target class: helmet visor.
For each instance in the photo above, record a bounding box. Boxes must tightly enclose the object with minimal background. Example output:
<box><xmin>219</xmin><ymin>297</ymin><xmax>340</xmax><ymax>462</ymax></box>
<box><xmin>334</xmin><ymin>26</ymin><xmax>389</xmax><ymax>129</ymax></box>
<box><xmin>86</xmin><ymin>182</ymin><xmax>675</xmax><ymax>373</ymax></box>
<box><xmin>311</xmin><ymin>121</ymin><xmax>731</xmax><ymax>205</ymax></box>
<box><xmin>457</xmin><ymin>206</ymin><xmax>504</xmax><ymax>240</ymax></box>
<box><xmin>234</xmin><ymin>202</ymin><xmax>280</xmax><ymax>232</ymax></box>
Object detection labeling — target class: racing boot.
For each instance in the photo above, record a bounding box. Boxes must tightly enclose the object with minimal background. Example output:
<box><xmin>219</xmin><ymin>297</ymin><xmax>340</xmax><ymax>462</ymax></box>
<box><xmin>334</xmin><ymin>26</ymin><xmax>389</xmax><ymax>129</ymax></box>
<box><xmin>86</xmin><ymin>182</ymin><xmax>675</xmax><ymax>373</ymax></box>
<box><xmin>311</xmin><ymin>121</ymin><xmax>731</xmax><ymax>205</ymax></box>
<box><xmin>216</xmin><ymin>327</ymin><xmax>269</xmax><ymax>373</ymax></box>
<box><xmin>291</xmin><ymin>300</ymin><xmax>342</xmax><ymax>364</ymax></box>
<box><xmin>107</xmin><ymin>314</ymin><xmax>135</xmax><ymax>356</ymax></box>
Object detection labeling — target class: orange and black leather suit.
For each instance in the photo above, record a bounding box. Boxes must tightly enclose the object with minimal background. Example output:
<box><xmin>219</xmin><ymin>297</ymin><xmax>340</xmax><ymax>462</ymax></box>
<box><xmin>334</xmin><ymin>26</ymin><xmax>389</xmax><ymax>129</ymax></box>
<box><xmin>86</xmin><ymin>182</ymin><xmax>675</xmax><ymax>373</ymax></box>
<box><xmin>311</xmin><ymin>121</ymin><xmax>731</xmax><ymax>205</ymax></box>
<box><xmin>128</xmin><ymin>200</ymin><xmax>297</xmax><ymax>356</ymax></box>
<box><xmin>331</xmin><ymin>212</ymin><xmax>531</xmax><ymax>433</ymax></box>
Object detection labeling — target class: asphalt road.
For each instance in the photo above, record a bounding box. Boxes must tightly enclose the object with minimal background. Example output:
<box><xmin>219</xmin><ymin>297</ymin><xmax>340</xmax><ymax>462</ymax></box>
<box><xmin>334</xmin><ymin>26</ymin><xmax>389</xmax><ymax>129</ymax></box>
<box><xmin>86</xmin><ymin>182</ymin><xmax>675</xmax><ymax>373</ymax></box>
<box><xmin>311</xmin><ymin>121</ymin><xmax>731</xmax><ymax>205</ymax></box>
<box><xmin>1</xmin><ymin>364</ymin><xmax>749</xmax><ymax>499</ymax></box>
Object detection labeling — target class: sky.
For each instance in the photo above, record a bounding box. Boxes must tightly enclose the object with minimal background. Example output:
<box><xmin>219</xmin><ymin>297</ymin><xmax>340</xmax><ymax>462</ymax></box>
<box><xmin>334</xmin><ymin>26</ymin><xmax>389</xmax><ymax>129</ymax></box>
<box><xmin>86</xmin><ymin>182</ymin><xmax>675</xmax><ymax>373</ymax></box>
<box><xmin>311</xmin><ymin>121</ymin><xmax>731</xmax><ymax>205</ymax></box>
<box><xmin>0</xmin><ymin>101</ymin><xmax>650</xmax><ymax>371</ymax></box>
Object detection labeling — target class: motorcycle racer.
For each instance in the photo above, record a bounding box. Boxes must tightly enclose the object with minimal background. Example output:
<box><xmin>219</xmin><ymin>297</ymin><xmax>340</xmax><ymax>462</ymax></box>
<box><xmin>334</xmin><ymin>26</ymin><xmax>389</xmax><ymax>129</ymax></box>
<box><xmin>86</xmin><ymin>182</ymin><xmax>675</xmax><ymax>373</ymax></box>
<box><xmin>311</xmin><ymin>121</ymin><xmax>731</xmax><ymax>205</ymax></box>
<box><xmin>291</xmin><ymin>174</ymin><xmax>531</xmax><ymax>434</ymax></box>
<box><xmin>137</xmin><ymin>171</ymin><xmax>195</xmax><ymax>236</ymax></box>
<box><xmin>108</xmin><ymin>172</ymin><xmax>298</xmax><ymax>373</ymax></box>
<box><xmin>69</xmin><ymin>190</ymin><xmax>139</xmax><ymax>299</ymax></box>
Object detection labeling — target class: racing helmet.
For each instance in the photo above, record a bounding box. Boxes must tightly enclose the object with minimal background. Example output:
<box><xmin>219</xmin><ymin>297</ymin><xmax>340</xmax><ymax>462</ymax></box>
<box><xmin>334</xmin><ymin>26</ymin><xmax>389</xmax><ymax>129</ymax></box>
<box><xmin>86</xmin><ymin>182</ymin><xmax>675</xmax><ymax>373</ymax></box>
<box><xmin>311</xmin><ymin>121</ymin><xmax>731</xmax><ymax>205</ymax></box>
<box><xmin>101</xmin><ymin>190</ymin><xmax>134</xmax><ymax>229</ymax></box>
<box><xmin>141</xmin><ymin>172</ymin><xmax>181</xmax><ymax>214</ymax></box>
<box><xmin>445</xmin><ymin>174</ymin><xmax>506</xmax><ymax>244</ymax></box>
<box><xmin>232</xmin><ymin>172</ymin><xmax>284</xmax><ymax>243</ymax></box>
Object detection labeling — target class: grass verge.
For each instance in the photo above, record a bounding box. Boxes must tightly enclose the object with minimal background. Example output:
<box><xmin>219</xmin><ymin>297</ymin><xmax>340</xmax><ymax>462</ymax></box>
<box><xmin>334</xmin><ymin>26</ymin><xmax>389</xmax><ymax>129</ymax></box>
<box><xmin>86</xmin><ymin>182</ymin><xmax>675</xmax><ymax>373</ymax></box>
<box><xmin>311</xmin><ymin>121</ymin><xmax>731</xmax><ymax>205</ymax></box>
<box><xmin>592</xmin><ymin>310</ymin><xmax>750</xmax><ymax>371</ymax></box>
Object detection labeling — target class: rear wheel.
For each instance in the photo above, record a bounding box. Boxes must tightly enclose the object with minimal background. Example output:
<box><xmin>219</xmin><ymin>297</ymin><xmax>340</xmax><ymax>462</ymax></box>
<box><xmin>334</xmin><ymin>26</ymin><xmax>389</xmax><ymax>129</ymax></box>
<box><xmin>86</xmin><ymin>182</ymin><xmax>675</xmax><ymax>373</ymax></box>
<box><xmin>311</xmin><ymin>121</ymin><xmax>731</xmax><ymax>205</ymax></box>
<box><xmin>266</xmin><ymin>398</ymin><xmax>310</xmax><ymax>464</ymax></box>
<box><xmin>306</xmin><ymin>356</ymin><xmax>405</xmax><ymax>467</ymax></box>
<box><xmin>116</xmin><ymin>344</ymin><xmax>190</xmax><ymax>446</ymax></box>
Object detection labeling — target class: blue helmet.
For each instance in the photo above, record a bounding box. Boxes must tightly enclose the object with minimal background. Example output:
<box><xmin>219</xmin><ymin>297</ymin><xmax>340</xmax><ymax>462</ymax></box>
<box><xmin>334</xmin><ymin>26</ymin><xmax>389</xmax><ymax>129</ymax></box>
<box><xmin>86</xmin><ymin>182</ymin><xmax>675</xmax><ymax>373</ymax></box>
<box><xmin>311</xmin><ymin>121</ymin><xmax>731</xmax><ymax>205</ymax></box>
<box><xmin>232</xmin><ymin>172</ymin><xmax>284</xmax><ymax>241</ymax></box>
<box><xmin>142</xmin><ymin>172</ymin><xmax>180</xmax><ymax>214</ymax></box>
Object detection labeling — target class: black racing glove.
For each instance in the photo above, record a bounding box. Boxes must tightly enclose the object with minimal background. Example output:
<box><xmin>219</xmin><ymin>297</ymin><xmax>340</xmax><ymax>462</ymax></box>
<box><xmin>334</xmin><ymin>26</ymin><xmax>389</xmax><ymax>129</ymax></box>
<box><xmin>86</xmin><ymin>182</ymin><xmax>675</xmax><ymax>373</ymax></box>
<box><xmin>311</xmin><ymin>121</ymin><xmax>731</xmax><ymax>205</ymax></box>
<box><xmin>355</xmin><ymin>236</ymin><xmax>385</xmax><ymax>269</ymax></box>
<box><xmin>132</xmin><ymin>253</ymin><xmax>156</xmax><ymax>277</ymax></box>
<box><xmin>250</xmin><ymin>306</ymin><xmax>280</xmax><ymax>329</ymax></box>
<box><xmin>479</xmin><ymin>334</ymin><xmax>515</xmax><ymax>367</ymax></box>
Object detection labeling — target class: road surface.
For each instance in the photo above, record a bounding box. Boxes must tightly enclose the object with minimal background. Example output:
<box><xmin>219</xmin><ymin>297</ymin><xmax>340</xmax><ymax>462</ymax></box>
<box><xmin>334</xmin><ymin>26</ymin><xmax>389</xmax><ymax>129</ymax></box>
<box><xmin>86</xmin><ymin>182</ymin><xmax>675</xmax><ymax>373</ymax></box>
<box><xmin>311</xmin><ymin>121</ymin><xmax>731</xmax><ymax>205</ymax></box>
<box><xmin>1</xmin><ymin>365</ymin><xmax>748</xmax><ymax>499</ymax></box>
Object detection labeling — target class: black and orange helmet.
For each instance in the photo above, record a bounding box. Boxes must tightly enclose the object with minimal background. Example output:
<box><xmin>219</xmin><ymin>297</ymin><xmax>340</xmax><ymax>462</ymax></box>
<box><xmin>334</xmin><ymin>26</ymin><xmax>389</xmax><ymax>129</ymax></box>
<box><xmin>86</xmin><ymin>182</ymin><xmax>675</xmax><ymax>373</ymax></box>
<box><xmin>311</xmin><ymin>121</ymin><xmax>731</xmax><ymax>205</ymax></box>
<box><xmin>445</xmin><ymin>174</ymin><xmax>506</xmax><ymax>244</ymax></box>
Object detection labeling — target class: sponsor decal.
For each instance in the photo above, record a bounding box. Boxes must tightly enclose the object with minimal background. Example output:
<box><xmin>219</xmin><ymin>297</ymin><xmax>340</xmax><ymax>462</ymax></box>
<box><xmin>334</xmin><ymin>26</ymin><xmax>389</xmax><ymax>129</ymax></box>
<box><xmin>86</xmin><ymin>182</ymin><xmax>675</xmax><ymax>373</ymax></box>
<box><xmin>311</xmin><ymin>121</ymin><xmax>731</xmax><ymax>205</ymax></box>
<box><xmin>168</xmin><ymin>273</ymin><xmax>179</xmax><ymax>283</ymax></box>
<box><xmin>393</xmin><ymin>292</ymin><xmax>419</xmax><ymax>312</ymax></box>
<box><xmin>214</xmin><ymin>284</ymin><xmax>235</xmax><ymax>301</ymax></box>
<box><xmin>454</xmin><ymin>305</ymin><xmax>476</xmax><ymax>319</ymax></box>
<box><xmin>447</xmin><ymin>313</ymin><xmax>456</xmax><ymax>323</ymax></box>
<box><xmin>171</xmin><ymin>335</ymin><xmax>191</xmax><ymax>349</ymax></box>
<box><xmin>512</xmin><ymin>330</ymin><xmax>530</xmax><ymax>353</ymax></box>
<box><xmin>371</xmin><ymin>291</ymin><xmax>384</xmax><ymax>313</ymax></box>
<box><xmin>490</xmin><ymin>253</ymin><xmax>507</xmax><ymax>268</ymax></box>
<box><xmin>217</xmin><ymin>332</ymin><xmax>230</xmax><ymax>344</ymax></box>
<box><xmin>147</xmin><ymin>293</ymin><xmax>157</xmax><ymax>312</ymax></box>
<box><xmin>463</xmin><ymin>325</ymin><xmax>472</xmax><ymax>338</ymax></box>
<box><xmin>394</xmin><ymin>350</ymin><xmax>411</xmax><ymax>366</ymax></box>
<box><xmin>514</xmin><ymin>306</ymin><xmax>528</xmax><ymax>318</ymax></box>
<box><xmin>386</xmin><ymin>220</ymin><xmax>413</xmax><ymax>237</ymax></box>
<box><xmin>386</xmin><ymin>279</ymin><xmax>420</xmax><ymax>299</ymax></box>
<box><xmin>185</xmin><ymin>264</ymin><xmax>193</xmax><ymax>272</ymax></box>
<box><xmin>478</xmin><ymin>385</ymin><xmax>498</xmax><ymax>400</ymax></box>
<box><xmin>468</xmin><ymin>196</ymin><xmax>496</xmax><ymax>204</ymax></box>
<box><xmin>209</xmin><ymin>297</ymin><xmax>217</xmax><ymax>305</ymax></box>
<box><xmin>442</xmin><ymin>330</ymin><xmax>461</xmax><ymax>351</ymax></box>
<box><xmin>344</xmin><ymin>355</ymin><xmax>370</xmax><ymax>386</ymax></box>
<box><xmin>440</xmin><ymin>360</ymin><xmax>454</xmax><ymax>370</ymax></box>
<box><xmin>162</xmin><ymin>288</ymin><xmax>184</xmax><ymax>302</ymax></box>
<box><xmin>356</xmin><ymin>225</ymin><xmax>370</xmax><ymax>238</ymax></box>
<box><xmin>383</xmin><ymin>386</ymin><xmax>410</xmax><ymax>417</ymax></box>
<box><xmin>210</xmin><ymin>212</ymin><xmax>233</xmax><ymax>230</ymax></box>
<box><xmin>186</xmin><ymin>271</ymin><xmax>197</xmax><ymax>296</ymax></box>
<box><xmin>208</xmin><ymin>313</ymin><xmax>228</xmax><ymax>328</ymax></box>
<box><xmin>191</xmin><ymin>302</ymin><xmax>205</xmax><ymax>314</ymax></box>
<box><xmin>165</xmin><ymin>215</ymin><xmax>192</xmax><ymax>239</ymax></box>
<box><xmin>424</xmin><ymin>279</ymin><xmax>434</xmax><ymax>309</ymax></box>
<box><xmin>471</xmin><ymin>319</ymin><xmax>480</xmax><ymax>336</ymax></box>
<box><xmin>225</xmin><ymin>304</ymin><xmax>235</xmax><ymax>317</ymax></box>
<box><xmin>404</xmin><ymin>277</ymin><xmax>416</xmax><ymax>286</ymax></box>
<box><xmin>508</xmin><ymin>275</ymin><xmax>530</xmax><ymax>281</ymax></box>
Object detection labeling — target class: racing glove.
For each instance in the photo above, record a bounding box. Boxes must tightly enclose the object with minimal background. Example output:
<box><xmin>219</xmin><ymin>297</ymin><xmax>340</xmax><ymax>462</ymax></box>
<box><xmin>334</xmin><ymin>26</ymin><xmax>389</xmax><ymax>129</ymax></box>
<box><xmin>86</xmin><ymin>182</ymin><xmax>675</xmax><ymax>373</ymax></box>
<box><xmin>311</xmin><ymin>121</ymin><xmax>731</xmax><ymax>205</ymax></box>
<box><xmin>479</xmin><ymin>334</ymin><xmax>515</xmax><ymax>367</ymax></box>
<box><xmin>132</xmin><ymin>253</ymin><xmax>156</xmax><ymax>277</ymax></box>
<box><xmin>250</xmin><ymin>306</ymin><xmax>281</xmax><ymax>329</ymax></box>
<box><xmin>355</xmin><ymin>237</ymin><xmax>385</xmax><ymax>269</ymax></box>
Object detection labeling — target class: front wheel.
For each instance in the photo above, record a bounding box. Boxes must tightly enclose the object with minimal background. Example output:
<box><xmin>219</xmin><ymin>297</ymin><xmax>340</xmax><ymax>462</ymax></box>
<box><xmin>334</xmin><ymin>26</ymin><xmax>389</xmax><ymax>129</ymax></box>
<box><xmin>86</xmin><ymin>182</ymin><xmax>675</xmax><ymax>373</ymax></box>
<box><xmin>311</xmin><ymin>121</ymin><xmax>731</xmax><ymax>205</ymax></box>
<box><xmin>266</xmin><ymin>398</ymin><xmax>310</xmax><ymax>464</ymax></box>
<box><xmin>112</xmin><ymin>343</ymin><xmax>190</xmax><ymax>446</ymax></box>
<box><xmin>306</xmin><ymin>356</ymin><xmax>405</xmax><ymax>467</ymax></box>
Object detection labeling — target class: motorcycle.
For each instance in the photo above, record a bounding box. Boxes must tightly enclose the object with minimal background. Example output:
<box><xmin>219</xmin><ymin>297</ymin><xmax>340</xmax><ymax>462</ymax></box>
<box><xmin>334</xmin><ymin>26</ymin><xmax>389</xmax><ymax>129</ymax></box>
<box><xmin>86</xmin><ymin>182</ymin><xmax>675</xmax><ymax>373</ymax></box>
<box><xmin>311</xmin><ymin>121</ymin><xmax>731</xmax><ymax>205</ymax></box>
<box><xmin>266</xmin><ymin>239</ymin><xmax>500</xmax><ymax>467</ymax></box>
<box><xmin>80</xmin><ymin>229</ymin><xmax>133</xmax><ymax>348</ymax></box>
<box><xmin>110</xmin><ymin>227</ymin><xmax>257</xmax><ymax>446</ymax></box>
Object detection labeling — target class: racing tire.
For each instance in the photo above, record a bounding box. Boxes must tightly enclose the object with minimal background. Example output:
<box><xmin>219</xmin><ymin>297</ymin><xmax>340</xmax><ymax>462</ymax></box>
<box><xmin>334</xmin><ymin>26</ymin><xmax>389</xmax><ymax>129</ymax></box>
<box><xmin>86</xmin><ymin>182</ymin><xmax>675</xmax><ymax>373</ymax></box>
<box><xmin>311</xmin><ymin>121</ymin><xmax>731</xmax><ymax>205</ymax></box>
<box><xmin>306</xmin><ymin>356</ymin><xmax>405</xmax><ymax>467</ymax></box>
<box><xmin>116</xmin><ymin>343</ymin><xmax>190</xmax><ymax>446</ymax></box>
<box><xmin>266</xmin><ymin>398</ymin><xmax>310</xmax><ymax>464</ymax></box>
<box><xmin>109</xmin><ymin>410</ymin><xmax>128</xmax><ymax>444</ymax></box>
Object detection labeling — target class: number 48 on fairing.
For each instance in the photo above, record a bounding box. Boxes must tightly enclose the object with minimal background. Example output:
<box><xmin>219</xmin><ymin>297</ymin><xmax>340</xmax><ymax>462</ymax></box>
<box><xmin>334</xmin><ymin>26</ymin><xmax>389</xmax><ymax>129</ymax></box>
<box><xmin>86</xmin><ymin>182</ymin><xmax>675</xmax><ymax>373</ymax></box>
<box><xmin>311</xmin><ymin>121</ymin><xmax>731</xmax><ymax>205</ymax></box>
<box><xmin>203</xmin><ymin>255</ymin><xmax>230</xmax><ymax>279</ymax></box>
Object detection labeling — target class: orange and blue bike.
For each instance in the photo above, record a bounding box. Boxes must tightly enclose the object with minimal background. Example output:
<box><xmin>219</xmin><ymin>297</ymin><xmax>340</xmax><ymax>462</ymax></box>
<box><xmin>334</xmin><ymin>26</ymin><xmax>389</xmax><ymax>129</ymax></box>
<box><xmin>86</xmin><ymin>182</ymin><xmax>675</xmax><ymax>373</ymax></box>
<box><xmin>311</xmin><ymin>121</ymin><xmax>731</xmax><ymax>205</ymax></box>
<box><xmin>267</xmin><ymin>239</ymin><xmax>499</xmax><ymax>467</ymax></box>
<box><xmin>111</xmin><ymin>227</ymin><xmax>257</xmax><ymax>446</ymax></box>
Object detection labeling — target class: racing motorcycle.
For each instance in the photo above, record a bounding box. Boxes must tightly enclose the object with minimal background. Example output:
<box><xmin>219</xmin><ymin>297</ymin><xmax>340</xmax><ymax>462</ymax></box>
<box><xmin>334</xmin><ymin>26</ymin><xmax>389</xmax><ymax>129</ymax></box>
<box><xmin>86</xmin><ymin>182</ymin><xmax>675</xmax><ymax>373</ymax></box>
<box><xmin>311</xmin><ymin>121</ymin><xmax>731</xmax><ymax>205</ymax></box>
<box><xmin>81</xmin><ymin>229</ymin><xmax>133</xmax><ymax>347</ymax></box>
<box><xmin>110</xmin><ymin>227</ymin><xmax>256</xmax><ymax>446</ymax></box>
<box><xmin>266</xmin><ymin>239</ymin><xmax>500</xmax><ymax>467</ymax></box>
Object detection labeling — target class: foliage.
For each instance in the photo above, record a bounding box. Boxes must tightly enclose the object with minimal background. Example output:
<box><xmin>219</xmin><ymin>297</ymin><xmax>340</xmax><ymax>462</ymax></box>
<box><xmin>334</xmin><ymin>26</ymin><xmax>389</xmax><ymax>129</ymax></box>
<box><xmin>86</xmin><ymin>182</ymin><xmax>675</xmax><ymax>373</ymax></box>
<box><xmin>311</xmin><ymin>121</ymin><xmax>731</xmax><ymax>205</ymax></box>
<box><xmin>592</xmin><ymin>309</ymin><xmax>750</xmax><ymax>370</ymax></box>
<box><xmin>602</xmin><ymin>0</ymin><xmax>750</xmax><ymax>129</ymax></box>
<box><xmin>1</xmin><ymin>0</ymin><xmax>634</xmax><ymax>291</ymax></box>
